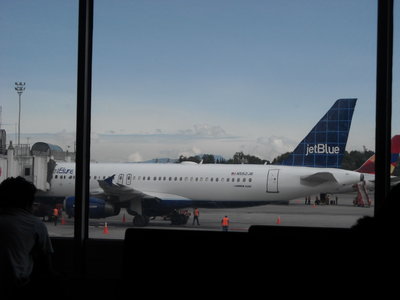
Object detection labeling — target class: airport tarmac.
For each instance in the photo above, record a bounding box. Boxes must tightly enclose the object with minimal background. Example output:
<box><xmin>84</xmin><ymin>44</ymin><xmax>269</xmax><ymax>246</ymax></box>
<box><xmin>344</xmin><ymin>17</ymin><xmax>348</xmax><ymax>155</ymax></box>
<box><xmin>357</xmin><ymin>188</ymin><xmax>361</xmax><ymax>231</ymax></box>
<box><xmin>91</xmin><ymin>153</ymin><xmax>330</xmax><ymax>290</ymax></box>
<box><xmin>46</xmin><ymin>193</ymin><xmax>374</xmax><ymax>239</ymax></box>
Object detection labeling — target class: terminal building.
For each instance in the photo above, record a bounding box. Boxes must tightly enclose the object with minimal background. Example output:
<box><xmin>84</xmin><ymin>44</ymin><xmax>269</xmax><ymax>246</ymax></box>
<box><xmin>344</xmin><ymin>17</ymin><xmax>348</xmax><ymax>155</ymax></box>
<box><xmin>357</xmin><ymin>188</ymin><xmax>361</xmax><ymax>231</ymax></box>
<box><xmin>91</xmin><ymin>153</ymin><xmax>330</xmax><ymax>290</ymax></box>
<box><xmin>0</xmin><ymin>129</ymin><xmax>74</xmax><ymax>191</ymax></box>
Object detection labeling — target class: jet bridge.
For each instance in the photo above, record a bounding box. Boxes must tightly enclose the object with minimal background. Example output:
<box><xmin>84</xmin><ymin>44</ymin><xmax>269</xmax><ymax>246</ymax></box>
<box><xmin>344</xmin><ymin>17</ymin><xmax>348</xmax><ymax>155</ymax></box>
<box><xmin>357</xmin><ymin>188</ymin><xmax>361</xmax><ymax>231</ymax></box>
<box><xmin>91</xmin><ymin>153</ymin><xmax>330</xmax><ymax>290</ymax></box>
<box><xmin>0</xmin><ymin>141</ymin><xmax>62</xmax><ymax>191</ymax></box>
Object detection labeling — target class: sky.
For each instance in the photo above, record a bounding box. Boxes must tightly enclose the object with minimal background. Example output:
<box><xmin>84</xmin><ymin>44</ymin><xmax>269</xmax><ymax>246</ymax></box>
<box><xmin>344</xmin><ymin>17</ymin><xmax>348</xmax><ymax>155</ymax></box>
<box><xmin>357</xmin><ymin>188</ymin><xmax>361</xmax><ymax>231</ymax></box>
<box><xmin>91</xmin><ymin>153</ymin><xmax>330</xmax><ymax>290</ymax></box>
<box><xmin>0</xmin><ymin>0</ymin><xmax>399</xmax><ymax>162</ymax></box>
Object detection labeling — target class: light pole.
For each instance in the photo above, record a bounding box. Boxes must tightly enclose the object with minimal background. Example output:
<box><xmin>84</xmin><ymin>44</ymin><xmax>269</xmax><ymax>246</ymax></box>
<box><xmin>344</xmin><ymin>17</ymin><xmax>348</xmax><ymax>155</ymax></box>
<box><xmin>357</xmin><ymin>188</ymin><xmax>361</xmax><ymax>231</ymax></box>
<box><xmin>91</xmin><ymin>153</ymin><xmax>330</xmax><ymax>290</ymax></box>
<box><xmin>15</xmin><ymin>82</ymin><xmax>25</xmax><ymax>146</ymax></box>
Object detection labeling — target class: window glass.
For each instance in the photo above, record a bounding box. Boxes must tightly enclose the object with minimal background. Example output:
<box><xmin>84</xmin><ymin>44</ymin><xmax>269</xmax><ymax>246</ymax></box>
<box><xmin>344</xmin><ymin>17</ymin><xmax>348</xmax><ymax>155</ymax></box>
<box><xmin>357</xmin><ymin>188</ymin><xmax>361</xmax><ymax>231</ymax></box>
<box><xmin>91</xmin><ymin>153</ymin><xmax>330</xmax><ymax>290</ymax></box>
<box><xmin>88</xmin><ymin>0</ymin><xmax>375</xmax><ymax>237</ymax></box>
<box><xmin>0</xmin><ymin>0</ymin><xmax>77</xmax><ymax>238</ymax></box>
<box><xmin>393</xmin><ymin>1</ymin><xmax>400</xmax><ymax>179</ymax></box>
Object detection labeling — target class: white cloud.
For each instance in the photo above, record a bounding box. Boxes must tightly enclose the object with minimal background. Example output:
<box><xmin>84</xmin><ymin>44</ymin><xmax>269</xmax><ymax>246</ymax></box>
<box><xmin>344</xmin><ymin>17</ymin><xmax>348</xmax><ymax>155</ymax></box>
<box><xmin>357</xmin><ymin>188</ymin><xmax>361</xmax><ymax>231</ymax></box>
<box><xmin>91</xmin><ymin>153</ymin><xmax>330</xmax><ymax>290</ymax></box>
<box><xmin>192</xmin><ymin>124</ymin><xmax>228</xmax><ymax>138</ymax></box>
<box><xmin>178</xmin><ymin>146</ymin><xmax>202</xmax><ymax>158</ymax></box>
<box><xmin>19</xmin><ymin>129</ymin><xmax>299</xmax><ymax>163</ymax></box>
<box><xmin>256</xmin><ymin>136</ymin><xmax>295</xmax><ymax>154</ymax></box>
<box><xmin>178</xmin><ymin>124</ymin><xmax>229</xmax><ymax>138</ymax></box>
<box><xmin>233</xmin><ymin>136</ymin><xmax>297</xmax><ymax>161</ymax></box>
<box><xmin>128</xmin><ymin>152</ymin><xmax>143</xmax><ymax>162</ymax></box>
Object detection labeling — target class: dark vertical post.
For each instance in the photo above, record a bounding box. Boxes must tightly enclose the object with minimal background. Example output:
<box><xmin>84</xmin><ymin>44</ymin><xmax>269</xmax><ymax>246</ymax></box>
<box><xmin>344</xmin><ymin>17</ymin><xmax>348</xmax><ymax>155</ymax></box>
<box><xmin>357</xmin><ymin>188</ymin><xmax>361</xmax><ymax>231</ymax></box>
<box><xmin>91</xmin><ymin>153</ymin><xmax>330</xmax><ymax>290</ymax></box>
<box><xmin>375</xmin><ymin>0</ymin><xmax>393</xmax><ymax>217</ymax></box>
<box><xmin>74</xmin><ymin>0</ymin><xmax>93</xmax><ymax>277</ymax></box>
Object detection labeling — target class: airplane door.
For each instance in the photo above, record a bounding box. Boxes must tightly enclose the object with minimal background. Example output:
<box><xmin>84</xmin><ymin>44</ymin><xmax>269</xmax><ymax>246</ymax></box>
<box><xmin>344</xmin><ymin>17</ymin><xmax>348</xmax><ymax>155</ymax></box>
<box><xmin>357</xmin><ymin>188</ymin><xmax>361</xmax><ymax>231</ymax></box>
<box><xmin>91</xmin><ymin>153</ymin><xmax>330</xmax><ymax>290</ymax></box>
<box><xmin>266</xmin><ymin>169</ymin><xmax>279</xmax><ymax>193</ymax></box>
<box><xmin>118</xmin><ymin>174</ymin><xmax>124</xmax><ymax>185</ymax></box>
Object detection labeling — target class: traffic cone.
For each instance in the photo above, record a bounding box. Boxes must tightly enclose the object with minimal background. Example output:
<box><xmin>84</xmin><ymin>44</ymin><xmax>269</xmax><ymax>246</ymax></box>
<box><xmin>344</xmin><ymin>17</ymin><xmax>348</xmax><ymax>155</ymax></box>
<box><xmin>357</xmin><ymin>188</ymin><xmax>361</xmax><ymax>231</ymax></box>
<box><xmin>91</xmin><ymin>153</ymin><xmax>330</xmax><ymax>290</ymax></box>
<box><xmin>276</xmin><ymin>216</ymin><xmax>281</xmax><ymax>224</ymax></box>
<box><xmin>61</xmin><ymin>216</ymin><xmax>66</xmax><ymax>225</ymax></box>
<box><xmin>103</xmin><ymin>222</ymin><xmax>109</xmax><ymax>234</ymax></box>
<box><xmin>122</xmin><ymin>213</ymin><xmax>126</xmax><ymax>223</ymax></box>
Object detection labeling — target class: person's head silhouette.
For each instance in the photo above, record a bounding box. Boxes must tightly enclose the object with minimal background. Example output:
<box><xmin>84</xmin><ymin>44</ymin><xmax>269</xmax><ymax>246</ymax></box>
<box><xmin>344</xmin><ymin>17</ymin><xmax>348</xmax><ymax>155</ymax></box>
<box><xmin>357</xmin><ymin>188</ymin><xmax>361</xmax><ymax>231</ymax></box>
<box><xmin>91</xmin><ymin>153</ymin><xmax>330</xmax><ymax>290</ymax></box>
<box><xmin>0</xmin><ymin>176</ymin><xmax>37</xmax><ymax>210</ymax></box>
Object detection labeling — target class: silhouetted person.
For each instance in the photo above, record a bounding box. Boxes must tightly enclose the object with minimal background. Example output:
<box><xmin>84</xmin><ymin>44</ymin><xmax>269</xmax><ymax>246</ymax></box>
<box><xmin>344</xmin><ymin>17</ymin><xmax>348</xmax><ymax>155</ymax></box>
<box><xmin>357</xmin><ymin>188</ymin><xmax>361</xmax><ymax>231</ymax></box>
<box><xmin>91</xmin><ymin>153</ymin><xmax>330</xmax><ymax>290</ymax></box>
<box><xmin>0</xmin><ymin>177</ymin><xmax>54</xmax><ymax>296</ymax></box>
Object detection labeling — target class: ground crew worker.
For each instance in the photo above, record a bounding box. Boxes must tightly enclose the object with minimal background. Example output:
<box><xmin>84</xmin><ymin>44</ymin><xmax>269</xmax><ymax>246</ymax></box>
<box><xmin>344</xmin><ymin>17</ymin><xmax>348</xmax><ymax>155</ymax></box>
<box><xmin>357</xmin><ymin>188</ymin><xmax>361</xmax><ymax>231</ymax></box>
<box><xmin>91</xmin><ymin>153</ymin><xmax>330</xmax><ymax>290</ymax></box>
<box><xmin>53</xmin><ymin>207</ymin><xmax>59</xmax><ymax>226</ymax></box>
<box><xmin>193</xmin><ymin>207</ymin><xmax>200</xmax><ymax>225</ymax></box>
<box><xmin>221</xmin><ymin>215</ymin><xmax>229</xmax><ymax>232</ymax></box>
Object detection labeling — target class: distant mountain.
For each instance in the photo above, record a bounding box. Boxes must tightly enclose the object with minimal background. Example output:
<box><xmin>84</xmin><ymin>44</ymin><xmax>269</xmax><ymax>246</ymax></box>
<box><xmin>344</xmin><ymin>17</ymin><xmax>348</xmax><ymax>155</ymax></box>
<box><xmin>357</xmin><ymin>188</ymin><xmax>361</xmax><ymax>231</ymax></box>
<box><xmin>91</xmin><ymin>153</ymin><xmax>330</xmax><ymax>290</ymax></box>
<box><xmin>140</xmin><ymin>158</ymin><xmax>179</xmax><ymax>163</ymax></box>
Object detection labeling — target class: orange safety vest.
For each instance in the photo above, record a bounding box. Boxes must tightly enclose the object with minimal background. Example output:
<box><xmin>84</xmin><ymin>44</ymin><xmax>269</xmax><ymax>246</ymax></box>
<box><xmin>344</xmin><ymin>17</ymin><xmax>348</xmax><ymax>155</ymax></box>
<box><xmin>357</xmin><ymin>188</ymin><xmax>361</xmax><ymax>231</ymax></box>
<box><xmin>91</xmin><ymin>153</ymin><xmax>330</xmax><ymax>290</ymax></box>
<box><xmin>53</xmin><ymin>208</ymin><xmax>59</xmax><ymax>216</ymax></box>
<box><xmin>221</xmin><ymin>217</ymin><xmax>229</xmax><ymax>226</ymax></box>
<box><xmin>194</xmin><ymin>208</ymin><xmax>199</xmax><ymax>217</ymax></box>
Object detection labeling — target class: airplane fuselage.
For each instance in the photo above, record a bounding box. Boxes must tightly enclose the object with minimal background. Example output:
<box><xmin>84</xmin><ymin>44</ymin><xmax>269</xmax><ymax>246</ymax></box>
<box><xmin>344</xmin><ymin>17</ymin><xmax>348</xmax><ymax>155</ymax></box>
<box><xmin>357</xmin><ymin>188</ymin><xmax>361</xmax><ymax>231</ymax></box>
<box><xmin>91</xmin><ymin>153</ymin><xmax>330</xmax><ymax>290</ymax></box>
<box><xmin>42</xmin><ymin>162</ymin><xmax>362</xmax><ymax>208</ymax></box>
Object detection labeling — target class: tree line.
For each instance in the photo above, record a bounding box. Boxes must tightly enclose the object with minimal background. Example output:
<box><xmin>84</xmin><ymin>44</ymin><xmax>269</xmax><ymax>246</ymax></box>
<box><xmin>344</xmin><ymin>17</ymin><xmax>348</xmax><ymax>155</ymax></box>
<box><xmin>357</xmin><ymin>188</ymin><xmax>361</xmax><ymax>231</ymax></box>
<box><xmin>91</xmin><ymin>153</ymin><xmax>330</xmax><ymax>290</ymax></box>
<box><xmin>178</xmin><ymin>152</ymin><xmax>269</xmax><ymax>165</ymax></box>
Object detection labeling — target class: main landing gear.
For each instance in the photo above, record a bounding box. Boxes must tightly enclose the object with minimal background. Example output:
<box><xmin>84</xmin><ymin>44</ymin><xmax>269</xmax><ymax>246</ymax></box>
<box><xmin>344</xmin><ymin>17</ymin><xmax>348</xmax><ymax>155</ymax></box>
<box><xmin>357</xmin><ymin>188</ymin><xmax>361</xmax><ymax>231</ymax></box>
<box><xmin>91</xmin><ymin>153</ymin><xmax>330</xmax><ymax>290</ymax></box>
<box><xmin>133</xmin><ymin>215</ymin><xmax>149</xmax><ymax>226</ymax></box>
<box><xmin>132</xmin><ymin>210</ymin><xmax>190</xmax><ymax>226</ymax></box>
<box><xmin>170</xmin><ymin>210</ymin><xmax>190</xmax><ymax>225</ymax></box>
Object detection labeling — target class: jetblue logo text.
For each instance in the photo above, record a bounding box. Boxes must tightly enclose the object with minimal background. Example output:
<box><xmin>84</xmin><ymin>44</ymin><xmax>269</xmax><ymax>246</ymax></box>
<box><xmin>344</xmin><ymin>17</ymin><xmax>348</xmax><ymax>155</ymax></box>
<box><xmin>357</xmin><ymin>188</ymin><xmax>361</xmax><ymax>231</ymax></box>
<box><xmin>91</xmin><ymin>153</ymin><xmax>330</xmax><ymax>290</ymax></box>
<box><xmin>54</xmin><ymin>167</ymin><xmax>74</xmax><ymax>175</ymax></box>
<box><xmin>305</xmin><ymin>144</ymin><xmax>340</xmax><ymax>156</ymax></box>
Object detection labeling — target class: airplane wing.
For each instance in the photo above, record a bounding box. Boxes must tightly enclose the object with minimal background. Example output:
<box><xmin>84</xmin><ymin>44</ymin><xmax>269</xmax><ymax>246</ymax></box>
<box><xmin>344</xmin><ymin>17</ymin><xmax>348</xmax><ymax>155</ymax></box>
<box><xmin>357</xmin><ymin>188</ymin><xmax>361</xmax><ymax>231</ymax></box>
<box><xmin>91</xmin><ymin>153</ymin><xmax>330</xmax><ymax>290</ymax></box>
<box><xmin>97</xmin><ymin>175</ymin><xmax>149</xmax><ymax>201</ymax></box>
<box><xmin>97</xmin><ymin>176</ymin><xmax>192</xmax><ymax>202</ymax></box>
<box><xmin>89</xmin><ymin>188</ymin><xmax>108</xmax><ymax>196</ymax></box>
<box><xmin>300</xmin><ymin>172</ymin><xmax>338</xmax><ymax>186</ymax></box>
<box><xmin>143</xmin><ymin>192</ymin><xmax>192</xmax><ymax>201</ymax></box>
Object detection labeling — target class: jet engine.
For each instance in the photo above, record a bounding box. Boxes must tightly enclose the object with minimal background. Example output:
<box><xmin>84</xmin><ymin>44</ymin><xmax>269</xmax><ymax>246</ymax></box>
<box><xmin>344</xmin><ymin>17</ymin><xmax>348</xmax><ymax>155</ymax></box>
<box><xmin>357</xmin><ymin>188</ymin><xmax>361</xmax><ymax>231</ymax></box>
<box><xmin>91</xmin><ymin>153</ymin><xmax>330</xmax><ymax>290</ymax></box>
<box><xmin>64</xmin><ymin>196</ymin><xmax>120</xmax><ymax>219</ymax></box>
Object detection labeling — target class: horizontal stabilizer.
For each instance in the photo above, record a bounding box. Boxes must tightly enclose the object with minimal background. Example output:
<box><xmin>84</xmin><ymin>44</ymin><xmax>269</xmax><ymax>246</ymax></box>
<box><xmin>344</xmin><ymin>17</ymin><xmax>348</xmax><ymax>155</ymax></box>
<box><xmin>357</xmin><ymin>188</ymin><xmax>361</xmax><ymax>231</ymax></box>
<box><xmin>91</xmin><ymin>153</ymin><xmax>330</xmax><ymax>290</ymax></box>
<box><xmin>300</xmin><ymin>172</ymin><xmax>337</xmax><ymax>186</ymax></box>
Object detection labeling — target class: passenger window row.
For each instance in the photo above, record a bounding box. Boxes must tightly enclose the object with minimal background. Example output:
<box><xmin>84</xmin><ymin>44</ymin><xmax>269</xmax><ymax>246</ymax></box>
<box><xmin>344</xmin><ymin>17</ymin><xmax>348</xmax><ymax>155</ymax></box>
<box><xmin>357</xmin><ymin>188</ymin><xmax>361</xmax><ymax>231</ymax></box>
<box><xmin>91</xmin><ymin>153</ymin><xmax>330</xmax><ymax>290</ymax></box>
<box><xmin>52</xmin><ymin>174</ymin><xmax>253</xmax><ymax>185</ymax></box>
<box><xmin>53</xmin><ymin>175</ymin><xmax>107</xmax><ymax>180</ymax></box>
<box><xmin>120</xmin><ymin>174</ymin><xmax>253</xmax><ymax>185</ymax></box>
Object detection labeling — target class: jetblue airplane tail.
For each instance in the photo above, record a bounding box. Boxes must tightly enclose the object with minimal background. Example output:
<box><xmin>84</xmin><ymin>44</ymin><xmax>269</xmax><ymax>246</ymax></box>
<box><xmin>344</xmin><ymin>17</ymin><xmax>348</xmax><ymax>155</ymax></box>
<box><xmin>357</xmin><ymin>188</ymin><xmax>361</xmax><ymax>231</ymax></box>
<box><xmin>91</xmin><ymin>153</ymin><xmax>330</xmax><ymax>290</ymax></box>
<box><xmin>280</xmin><ymin>98</ymin><xmax>357</xmax><ymax>168</ymax></box>
<box><xmin>356</xmin><ymin>135</ymin><xmax>400</xmax><ymax>174</ymax></box>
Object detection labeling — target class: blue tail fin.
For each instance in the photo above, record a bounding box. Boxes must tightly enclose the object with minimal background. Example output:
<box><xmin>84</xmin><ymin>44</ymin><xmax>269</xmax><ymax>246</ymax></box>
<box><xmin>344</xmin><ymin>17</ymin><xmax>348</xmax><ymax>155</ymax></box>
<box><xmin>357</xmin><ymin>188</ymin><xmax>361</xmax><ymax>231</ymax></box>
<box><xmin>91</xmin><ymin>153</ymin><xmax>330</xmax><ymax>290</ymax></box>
<box><xmin>280</xmin><ymin>98</ymin><xmax>357</xmax><ymax>168</ymax></box>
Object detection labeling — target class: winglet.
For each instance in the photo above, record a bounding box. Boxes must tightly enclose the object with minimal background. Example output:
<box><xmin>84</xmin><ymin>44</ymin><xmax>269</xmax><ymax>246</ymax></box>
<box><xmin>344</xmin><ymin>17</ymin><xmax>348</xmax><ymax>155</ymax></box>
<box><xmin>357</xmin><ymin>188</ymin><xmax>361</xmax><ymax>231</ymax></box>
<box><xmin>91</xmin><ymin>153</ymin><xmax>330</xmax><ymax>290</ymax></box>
<box><xmin>99</xmin><ymin>174</ymin><xmax>115</xmax><ymax>186</ymax></box>
<box><xmin>280</xmin><ymin>98</ymin><xmax>357</xmax><ymax>168</ymax></box>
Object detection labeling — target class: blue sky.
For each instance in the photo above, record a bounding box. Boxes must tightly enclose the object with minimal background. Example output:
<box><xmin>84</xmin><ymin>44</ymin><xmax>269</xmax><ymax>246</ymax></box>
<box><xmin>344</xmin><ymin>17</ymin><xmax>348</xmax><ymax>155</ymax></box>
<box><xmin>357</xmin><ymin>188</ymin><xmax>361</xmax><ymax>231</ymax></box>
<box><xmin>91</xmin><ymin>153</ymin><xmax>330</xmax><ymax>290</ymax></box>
<box><xmin>0</xmin><ymin>0</ymin><xmax>398</xmax><ymax>162</ymax></box>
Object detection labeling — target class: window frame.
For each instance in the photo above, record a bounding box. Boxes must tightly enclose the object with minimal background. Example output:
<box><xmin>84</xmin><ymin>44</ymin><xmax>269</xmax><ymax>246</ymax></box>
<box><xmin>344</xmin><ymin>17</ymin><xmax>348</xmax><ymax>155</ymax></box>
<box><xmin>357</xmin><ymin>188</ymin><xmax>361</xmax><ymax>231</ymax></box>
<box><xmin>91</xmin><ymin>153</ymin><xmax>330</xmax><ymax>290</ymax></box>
<box><xmin>71</xmin><ymin>0</ymin><xmax>394</xmax><ymax>278</ymax></box>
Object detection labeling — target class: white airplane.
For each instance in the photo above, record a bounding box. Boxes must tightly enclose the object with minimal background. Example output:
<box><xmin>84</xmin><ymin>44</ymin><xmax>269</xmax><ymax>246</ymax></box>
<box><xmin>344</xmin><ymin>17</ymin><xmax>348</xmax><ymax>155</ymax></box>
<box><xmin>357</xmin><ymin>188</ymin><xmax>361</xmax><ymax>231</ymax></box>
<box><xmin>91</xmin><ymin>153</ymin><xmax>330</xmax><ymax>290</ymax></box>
<box><xmin>34</xmin><ymin>98</ymin><xmax>363</xmax><ymax>226</ymax></box>
<box><xmin>44</xmin><ymin>162</ymin><xmax>362</xmax><ymax>226</ymax></box>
